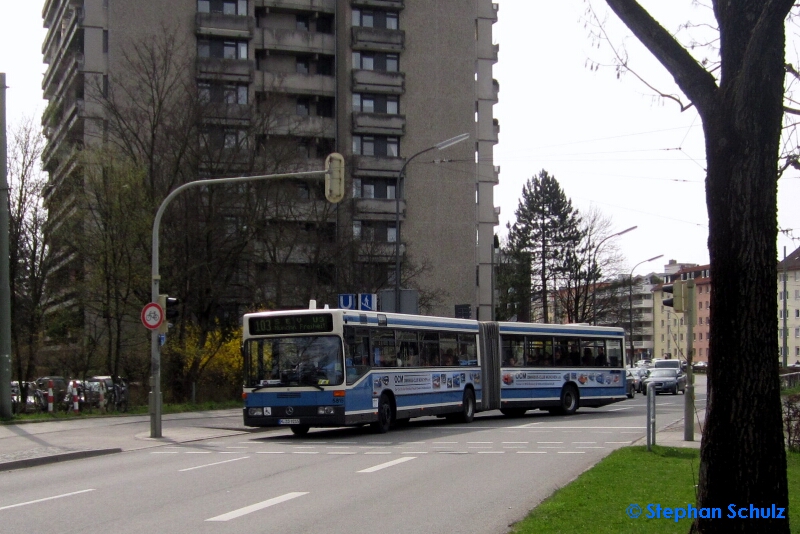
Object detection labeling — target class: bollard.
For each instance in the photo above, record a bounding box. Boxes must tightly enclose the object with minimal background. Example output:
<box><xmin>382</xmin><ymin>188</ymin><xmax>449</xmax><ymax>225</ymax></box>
<box><xmin>72</xmin><ymin>381</ymin><xmax>80</xmax><ymax>414</ymax></box>
<box><xmin>47</xmin><ymin>380</ymin><xmax>54</xmax><ymax>413</ymax></box>
<box><xmin>646</xmin><ymin>384</ymin><xmax>656</xmax><ymax>451</ymax></box>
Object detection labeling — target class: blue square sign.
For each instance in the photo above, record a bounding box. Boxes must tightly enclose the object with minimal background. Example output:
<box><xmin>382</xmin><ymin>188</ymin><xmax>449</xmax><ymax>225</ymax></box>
<box><xmin>359</xmin><ymin>293</ymin><xmax>377</xmax><ymax>311</ymax></box>
<box><xmin>338</xmin><ymin>294</ymin><xmax>357</xmax><ymax>310</ymax></box>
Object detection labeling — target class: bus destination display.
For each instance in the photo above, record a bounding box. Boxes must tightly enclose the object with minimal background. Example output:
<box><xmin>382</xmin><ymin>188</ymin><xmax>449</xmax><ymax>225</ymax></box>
<box><xmin>249</xmin><ymin>314</ymin><xmax>333</xmax><ymax>335</ymax></box>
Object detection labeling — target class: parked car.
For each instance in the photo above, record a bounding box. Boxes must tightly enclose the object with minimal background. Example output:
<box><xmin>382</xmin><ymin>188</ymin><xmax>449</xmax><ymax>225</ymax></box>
<box><xmin>627</xmin><ymin>367</ymin><xmax>648</xmax><ymax>393</ymax></box>
<box><xmin>83</xmin><ymin>379</ymin><xmax>109</xmax><ymax>409</ymax></box>
<box><xmin>642</xmin><ymin>368</ymin><xmax>687</xmax><ymax>395</ymax></box>
<box><xmin>625</xmin><ymin>370</ymin><xmax>637</xmax><ymax>398</ymax></box>
<box><xmin>35</xmin><ymin>376</ymin><xmax>68</xmax><ymax>405</ymax></box>
<box><xmin>692</xmin><ymin>361</ymin><xmax>708</xmax><ymax>373</ymax></box>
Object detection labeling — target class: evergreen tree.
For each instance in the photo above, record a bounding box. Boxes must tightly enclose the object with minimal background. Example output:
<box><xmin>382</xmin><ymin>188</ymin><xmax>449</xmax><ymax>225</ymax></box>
<box><xmin>506</xmin><ymin>170</ymin><xmax>583</xmax><ymax>323</ymax></box>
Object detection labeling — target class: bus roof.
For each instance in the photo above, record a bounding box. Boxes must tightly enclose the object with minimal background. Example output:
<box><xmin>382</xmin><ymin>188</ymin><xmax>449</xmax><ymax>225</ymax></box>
<box><xmin>496</xmin><ymin>322</ymin><xmax>625</xmax><ymax>337</ymax></box>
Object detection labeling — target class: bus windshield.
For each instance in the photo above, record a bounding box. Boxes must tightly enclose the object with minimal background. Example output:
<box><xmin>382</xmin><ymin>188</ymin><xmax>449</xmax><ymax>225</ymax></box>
<box><xmin>245</xmin><ymin>335</ymin><xmax>344</xmax><ymax>388</ymax></box>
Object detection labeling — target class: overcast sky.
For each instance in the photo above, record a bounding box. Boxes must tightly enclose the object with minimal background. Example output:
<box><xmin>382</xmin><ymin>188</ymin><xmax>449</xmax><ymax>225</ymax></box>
<box><xmin>2</xmin><ymin>1</ymin><xmax>799</xmax><ymax>276</ymax></box>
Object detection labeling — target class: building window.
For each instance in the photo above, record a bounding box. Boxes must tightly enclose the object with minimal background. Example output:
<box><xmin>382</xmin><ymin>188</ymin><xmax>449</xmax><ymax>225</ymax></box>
<box><xmin>198</xmin><ymin>0</ymin><xmax>247</xmax><ymax>15</ymax></box>
<box><xmin>352</xmin><ymin>52</ymin><xmax>399</xmax><ymax>72</ymax></box>
<box><xmin>198</xmin><ymin>38</ymin><xmax>248</xmax><ymax>59</ymax></box>
<box><xmin>352</xmin><ymin>9</ymin><xmax>399</xmax><ymax>29</ymax></box>
<box><xmin>199</xmin><ymin>82</ymin><xmax>247</xmax><ymax>104</ymax></box>
<box><xmin>353</xmin><ymin>93</ymin><xmax>399</xmax><ymax>114</ymax></box>
<box><xmin>317</xmin><ymin>97</ymin><xmax>334</xmax><ymax>118</ymax></box>
<box><xmin>296</xmin><ymin>57</ymin><xmax>310</xmax><ymax>74</ymax></box>
<box><xmin>796</xmin><ymin>309</ymin><xmax>799</xmax><ymax>318</ymax></box>
<box><xmin>353</xmin><ymin>220</ymin><xmax>361</xmax><ymax>239</ymax></box>
<box><xmin>796</xmin><ymin>328</ymin><xmax>800</xmax><ymax>338</ymax></box>
<box><xmin>352</xmin><ymin>135</ymin><xmax>399</xmax><ymax>157</ymax></box>
<box><xmin>296</xmin><ymin>97</ymin><xmax>310</xmax><ymax>116</ymax></box>
<box><xmin>296</xmin><ymin>14</ymin><xmax>310</xmax><ymax>31</ymax></box>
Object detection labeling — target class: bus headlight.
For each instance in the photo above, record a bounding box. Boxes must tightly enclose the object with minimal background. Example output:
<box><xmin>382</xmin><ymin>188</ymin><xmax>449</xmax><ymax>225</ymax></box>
<box><xmin>317</xmin><ymin>406</ymin><xmax>335</xmax><ymax>415</ymax></box>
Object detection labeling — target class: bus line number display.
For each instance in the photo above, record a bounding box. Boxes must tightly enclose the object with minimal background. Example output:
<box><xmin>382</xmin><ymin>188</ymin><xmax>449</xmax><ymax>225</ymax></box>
<box><xmin>249</xmin><ymin>314</ymin><xmax>333</xmax><ymax>336</ymax></box>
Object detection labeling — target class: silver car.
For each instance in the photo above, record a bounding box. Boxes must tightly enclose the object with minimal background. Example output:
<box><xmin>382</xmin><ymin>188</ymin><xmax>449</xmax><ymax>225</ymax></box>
<box><xmin>642</xmin><ymin>368</ymin><xmax>687</xmax><ymax>395</ymax></box>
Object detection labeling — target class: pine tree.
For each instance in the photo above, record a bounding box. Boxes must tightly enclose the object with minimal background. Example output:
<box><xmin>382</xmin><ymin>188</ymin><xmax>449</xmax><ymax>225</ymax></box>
<box><xmin>506</xmin><ymin>170</ymin><xmax>583</xmax><ymax>323</ymax></box>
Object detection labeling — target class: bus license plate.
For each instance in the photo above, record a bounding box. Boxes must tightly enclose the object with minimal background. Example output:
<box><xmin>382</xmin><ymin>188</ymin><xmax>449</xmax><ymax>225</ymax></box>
<box><xmin>279</xmin><ymin>419</ymin><xmax>300</xmax><ymax>425</ymax></box>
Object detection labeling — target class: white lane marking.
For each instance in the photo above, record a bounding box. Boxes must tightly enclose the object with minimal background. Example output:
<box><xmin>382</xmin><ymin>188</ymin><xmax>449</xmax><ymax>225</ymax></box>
<box><xmin>557</xmin><ymin>451</ymin><xmax>586</xmax><ymax>454</ymax></box>
<box><xmin>152</xmin><ymin>451</ymin><xmax>179</xmax><ymax>454</ymax></box>
<box><xmin>328</xmin><ymin>452</ymin><xmax>357</xmax><ymax>455</ymax></box>
<box><xmin>512</xmin><ymin>422</ymin><xmax>542</xmax><ymax>428</ymax></box>
<box><xmin>605</xmin><ymin>441</ymin><xmax>633</xmax><ymax>444</ymax></box>
<box><xmin>537</xmin><ymin>441</ymin><xmax>563</xmax><ymax>444</ymax></box>
<box><xmin>503</xmin><ymin>441</ymin><xmax>529</xmax><ymax>444</ymax></box>
<box><xmin>438</xmin><ymin>451</ymin><xmax>468</xmax><ymax>455</ymax></box>
<box><xmin>468</xmin><ymin>446</ymin><xmax>493</xmax><ymax>449</ymax></box>
<box><xmin>179</xmin><ymin>456</ymin><xmax>249</xmax><ymax>472</ymax></box>
<box><xmin>468</xmin><ymin>441</ymin><xmax>492</xmax><ymax>444</ymax></box>
<box><xmin>401</xmin><ymin>451</ymin><xmax>428</xmax><ymax>454</ymax></box>
<box><xmin>256</xmin><ymin>451</ymin><xmax>285</xmax><ymax>454</ymax></box>
<box><xmin>226</xmin><ymin>446</ymin><xmax>248</xmax><ymax>449</ymax></box>
<box><xmin>621</xmin><ymin>431</ymin><xmax>643</xmax><ymax>435</ymax></box>
<box><xmin>292</xmin><ymin>452</ymin><xmax>319</xmax><ymax>455</ymax></box>
<box><xmin>358</xmin><ymin>457</ymin><xmax>416</xmax><ymax>473</ymax></box>
<box><xmin>607</xmin><ymin>406</ymin><xmax>635</xmax><ymax>411</ymax></box>
<box><xmin>517</xmin><ymin>451</ymin><xmax>547</xmax><ymax>454</ymax></box>
<box><xmin>206</xmin><ymin>492</ymin><xmax>308</xmax><ymax>522</ymax></box>
<box><xmin>185</xmin><ymin>451</ymin><xmax>212</xmax><ymax>454</ymax></box>
<box><xmin>432</xmin><ymin>441</ymin><xmax>457</xmax><ymax>444</ymax></box>
<box><xmin>0</xmin><ymin>489</ymin><xmax>95</xmax><ymax>511</ymax></box>
<box><xmin>576</xmin><ymin>446</ymin><xmax>606</xmax><ymax>449</ymax></box>
<box><xmin>478</xmin><ymin>451</ymin><xmax>505</xmax><ymax>454</ymax></box>
<box><xmin>364</xmin><ymin>451</ymin><xmax>391</xmax><ymax>455</ymax></box>
<box><xmin>572</xmin><ymin>442</ymin><xmax>597</xmax><ymax>444</ymax></box>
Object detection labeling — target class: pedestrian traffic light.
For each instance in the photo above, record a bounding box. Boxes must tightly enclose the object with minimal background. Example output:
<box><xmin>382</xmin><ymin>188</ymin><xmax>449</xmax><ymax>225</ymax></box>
<box><xmin>325</xmin><ymin>152</ymin><xmax>345</xmax><ymax>203</ymax></box>
<box><xmin>158</xmin><ymin>294</ymin><xmax>180</xmax><ymax>333</ymax></box>
<box><xmin>663</xmin><ymin>281</ymin><xmax>686</xmax><ymax>313</ymax></box>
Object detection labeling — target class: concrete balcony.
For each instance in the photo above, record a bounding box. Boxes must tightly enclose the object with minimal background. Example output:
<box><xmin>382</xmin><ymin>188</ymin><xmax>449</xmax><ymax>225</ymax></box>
<box><xmin>355</xmin><ymin>241</ymin><xmax>396</xmax><ymax>262</ymax></box>
<box><xmin>478</xmin><ymin>42</ymin><xmax>499</xmax><ymax>64</ymax></box>
<box><xmin>196</xmin><ymin>12</ymin><xmax>254</xmax><ymax>39</ymax></box>
<box><xmin>351</xmin><ymin>0</ymin><xmax>404</xmax><ymax>9</ymax></box>
<box><xmin>478</xmin><ymin>117</ymin><xmax>499</xmax><ymax>144</ymax></box>
<box><xmin>254</xmin><ymin>28</ymin><xmax>335</xmax><ymax>55</ymax></box>
<box><xmin>256</xmin><ymin>71</ymin><xmax>335</xmax><ymax>97</ymax></box>
<box><xmin>351</xmin><ymin>27</ymin><xmax>405</xmax><ymax>52</ymax></box>
<box><xmin>270</xmin><ymin>115</ymin><xmax>335</xmax><ymax>137</ymax></box>
<box><xmin>353</xmin><ymin>197</ymin><xmax>404</xmax><ymax>221</ymax></box>
<box><xmin>42</xmin><ymin>102</ymin><xmax>84</xmax><ymax>169</ymax></box>
<box><xmin>352</xmin><ymin>155</ymin><xmax>405</xmax><ymax>178</ymax></box>
<box><xmin>352</xmin><ymin>69</ymin><xmax>405</xmax><ymax>95</ymax></box>
<box><xmin>256</xmin><ymin>0</ymin><xmax>335</xmax><ymax>13</ymax></box>
<box><xmin>478</xmin><ymin>2</ymin><xmax>499</xmax><ymax>22</ymax></box>
<box><xmin>196</xmin><ymin>57</ymin><xmax>255</xmax><ymax>82</ymax></box>
<box><xmin>351</xmin><ymin>112</ymin><xmax>405</xmax><ymax>136</ymax></box>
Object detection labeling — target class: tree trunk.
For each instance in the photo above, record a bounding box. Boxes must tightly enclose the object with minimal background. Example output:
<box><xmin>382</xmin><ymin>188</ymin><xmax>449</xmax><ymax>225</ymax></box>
<box><xmin>601</xmin><ymin>1</ymin><xmax>793</xmax><ymax>532</ymax></box>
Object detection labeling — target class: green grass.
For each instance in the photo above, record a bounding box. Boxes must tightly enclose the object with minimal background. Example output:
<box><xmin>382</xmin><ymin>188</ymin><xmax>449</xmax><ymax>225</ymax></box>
<box><xmin>2</xmin><ymin>399</ymin><xmax>242</xmax><ymax>424</ymax></box>
<box><xmin>510</xmin><ymin>447</ymin><xmax>800</xmax><ymax>533</ymax></box>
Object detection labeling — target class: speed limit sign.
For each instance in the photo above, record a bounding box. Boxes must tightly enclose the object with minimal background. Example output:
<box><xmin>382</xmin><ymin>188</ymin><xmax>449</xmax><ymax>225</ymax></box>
<box><xmin>141</xmin><ymin>302</ymin><xmax>164</xmax><ymax>330</ymax></box>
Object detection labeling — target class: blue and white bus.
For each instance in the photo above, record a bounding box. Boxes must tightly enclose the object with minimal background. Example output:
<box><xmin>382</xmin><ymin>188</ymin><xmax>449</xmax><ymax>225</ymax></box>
<box><xmin>242</xmin><ymin>308</ymin><xmax>627</xmax><ymax>435</ymax></box>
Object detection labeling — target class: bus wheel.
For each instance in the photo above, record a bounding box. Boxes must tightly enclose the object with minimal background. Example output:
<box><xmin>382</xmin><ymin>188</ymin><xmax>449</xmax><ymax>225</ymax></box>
<box><xmin>290</xmin><ymin>424</ymin><xmax>310</xmax><ymax>436</ymax></box>
<box><xmin>559</xmin><ymin>385</ymin><xmax>579</xmax><ymax>415</ymax></box>
<box><xmin>371</xmin><ymin>394</ymin><xmax>392</xmax><ymax>434</ymax></box>
<box><xmin>459</xmin><ymin>389</ymin><xmax>476</xmax><ymax>423</ymax></box>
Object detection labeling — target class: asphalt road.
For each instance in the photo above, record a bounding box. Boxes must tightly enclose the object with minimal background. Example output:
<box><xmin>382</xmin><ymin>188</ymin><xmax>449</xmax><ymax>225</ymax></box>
<box><xmin>0</xmin><ymin>379</ymin><xmax>706</xmax><ymax>534</ymax></box>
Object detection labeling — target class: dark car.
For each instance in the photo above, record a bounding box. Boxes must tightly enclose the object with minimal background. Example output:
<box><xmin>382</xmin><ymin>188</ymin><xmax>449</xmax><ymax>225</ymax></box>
<box><xmin>627</xmin><ymin>367</ymin><xmax>648</xmax><ymax>393</ymax></box>
<box><xmin>35</xmin><ymin>376</ymin><xmax>68</xmax><ymax>404</ymax></box>
<box><xmin>642</xmin><ymin>368</ymin><xmax>687</xmax><ymax>395</ymax></box>
<box><xmin>625</xmin><ymin>369</ymin><xmax>637</xmax><ymax>398</ymax></box>
<box><xmin>692</xmin><ymin>361</ymin><xmax>708</xmax><ymax>373</ymax></box>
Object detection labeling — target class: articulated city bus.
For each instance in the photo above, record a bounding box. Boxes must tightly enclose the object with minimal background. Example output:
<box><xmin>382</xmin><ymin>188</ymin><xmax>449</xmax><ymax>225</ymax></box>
<box><xmin>241</xmin><ymin>308</ymin><xmax>626</xmax><ymax>435</ymax></box>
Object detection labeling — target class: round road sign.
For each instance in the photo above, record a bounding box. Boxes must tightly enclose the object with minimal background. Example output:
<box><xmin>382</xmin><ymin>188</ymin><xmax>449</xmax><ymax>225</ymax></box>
<box><xmin>141</xmin><ymin>302</ymin><xmax>164</xmax><ymax>330</ymax></box>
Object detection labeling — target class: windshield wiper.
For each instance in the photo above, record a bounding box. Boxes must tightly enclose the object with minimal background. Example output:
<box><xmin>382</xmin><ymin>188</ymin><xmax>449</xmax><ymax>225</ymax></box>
<box><xmin>301</xmin><ymin>376</ymin><xmax>325</xmax><ymax>391</ymax></box>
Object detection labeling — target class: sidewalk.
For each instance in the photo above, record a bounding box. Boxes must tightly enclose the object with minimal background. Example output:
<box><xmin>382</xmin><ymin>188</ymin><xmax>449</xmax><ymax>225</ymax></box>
<box><xmin>0</xmin><ymin>409</ymin><xmax>256</xmax><ymax>471</ymax></box>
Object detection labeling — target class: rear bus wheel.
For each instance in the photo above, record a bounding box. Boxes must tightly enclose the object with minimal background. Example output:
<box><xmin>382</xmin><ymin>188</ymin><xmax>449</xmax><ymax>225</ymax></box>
<box><xmin>459</xmin><ymin>389</ymin><xmax>475</xmax><ymax>423</ymax></box>
<box><xmin>371</xmin><ymin>394</ymin><xmax>393</xmax><ymax>434</ymax></box>
<box><xmin>559</xmin><ymin>385</ymin><xmax>579</xmax><ymax>415</ymax></box>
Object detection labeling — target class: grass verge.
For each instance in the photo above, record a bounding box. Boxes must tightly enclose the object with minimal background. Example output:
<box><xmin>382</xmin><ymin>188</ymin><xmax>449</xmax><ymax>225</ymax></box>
<box><xmin>510</xmin><ymin>446</ymin><xmax>800</xmax><ymax>534</ymax></box>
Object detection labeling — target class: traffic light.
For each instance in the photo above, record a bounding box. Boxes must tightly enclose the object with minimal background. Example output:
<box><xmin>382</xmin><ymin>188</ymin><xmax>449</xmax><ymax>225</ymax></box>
<box><xmin>324</xmin><ymin>152</ymin><xmax>345</xmax><ymax>203</ymax></box>
<box><xmin>663</xmin><ymin>281</ymin><xmax>686</xmax><ymax>313</ymax></box>
<box><xmin>158</xmin><ymin>294</ymin><xmax>180</xmax><ymax>333</ymax></box>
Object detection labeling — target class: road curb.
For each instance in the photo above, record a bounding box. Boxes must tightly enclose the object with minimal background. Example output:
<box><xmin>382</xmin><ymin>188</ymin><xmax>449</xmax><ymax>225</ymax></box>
<box><xmin>0</xmin><ymin>448</ymin><xmax>123</xmax><ymax>472</ymax></box>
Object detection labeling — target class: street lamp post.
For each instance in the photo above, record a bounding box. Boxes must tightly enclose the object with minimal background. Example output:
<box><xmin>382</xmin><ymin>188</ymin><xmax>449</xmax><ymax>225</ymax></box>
<box><xmin>591</xmin><ymin>226</ymin><xmax>637</xmax><ymax>325</ymax></box>
<box><xmin>394</xmin><ymin>133</ymin><xmax>469</xmax><ymax>313</ymax></box>
<box><xmin>628</xmin><ymin>254</ymin><xmax>663</xmax><ymax>366</ymax></box>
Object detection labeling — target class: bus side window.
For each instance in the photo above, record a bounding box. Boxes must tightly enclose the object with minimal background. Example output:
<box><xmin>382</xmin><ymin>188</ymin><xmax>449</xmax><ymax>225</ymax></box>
<box><xmin>421</xmin><ymin>332</ymin><xmax>440</xmax><ymax>366</ymax></box>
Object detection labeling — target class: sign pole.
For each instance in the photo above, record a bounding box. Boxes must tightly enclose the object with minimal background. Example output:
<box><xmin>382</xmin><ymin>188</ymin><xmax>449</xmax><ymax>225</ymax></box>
<box><xmin>148</xmin><ymin>165</ymin><xmax>341</xmax><ymax>437</ymax></box>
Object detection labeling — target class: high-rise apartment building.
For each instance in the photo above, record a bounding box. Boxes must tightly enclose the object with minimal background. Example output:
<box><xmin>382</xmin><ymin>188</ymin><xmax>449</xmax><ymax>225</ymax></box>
<box><xmin>41</xmin><ymin>0</ymin><xmax>500</xmax><ymax>322</ymax></box>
